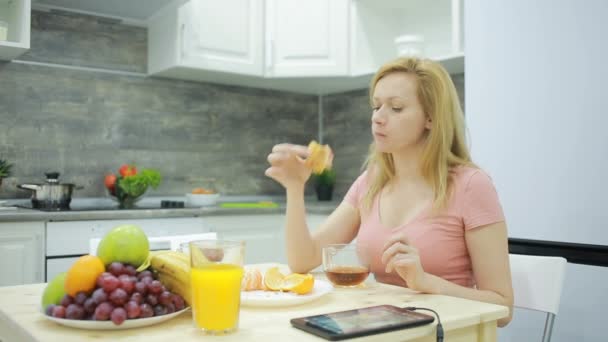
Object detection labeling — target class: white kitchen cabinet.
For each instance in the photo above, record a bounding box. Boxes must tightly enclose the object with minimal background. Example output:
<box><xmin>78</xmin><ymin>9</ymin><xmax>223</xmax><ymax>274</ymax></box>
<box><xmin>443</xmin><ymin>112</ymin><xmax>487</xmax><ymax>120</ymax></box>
<box><xmin>45</xmin><ymin>217</ymin><xmax>208</xmax><ymax>281</ymax></box>
<box><xmin>265</xmin><ymin>0</ymin><xmax>349</xmax><ymax>77</ymax></box>
<box><xmin>351</xmin><ymin>0</ymin><xmax>464</xmax><ymax>75</ymax></box>
<box><xmin>203</xmin><ymin>215</ymin><xmax>285</xmax><ymax>264</ymax></box>
<box><xmin>0</xmin><ymin>221</ymin><xmax>45</xmax><ymax>286</ymax></box>
<box><xmin>203</xmin><ymin>214</ymin><xmax>330</xmax><ymax>265</ymax></box>
<box><xmin>148</xmin><ymin>0</ymin><xmax>463</xmax><ymax>94</ymax></box>
<box><xmin>148</xmin><ymin>0</ymin><xmax>264</xmax><ymax>77</ymax></box>
<box><xmin>0</xmin><ymin>0</ymin><xmax>31</xmax><ymax>60</ymax></box>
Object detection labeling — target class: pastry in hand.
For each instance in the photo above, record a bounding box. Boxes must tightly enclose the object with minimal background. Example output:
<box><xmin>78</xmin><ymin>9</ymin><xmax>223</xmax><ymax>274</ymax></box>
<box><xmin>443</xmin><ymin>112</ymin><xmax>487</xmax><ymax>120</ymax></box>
<box><xmin>306</xmin><ymin>140</ymin><xmax>333</xmax><ymax>174</ymax></box>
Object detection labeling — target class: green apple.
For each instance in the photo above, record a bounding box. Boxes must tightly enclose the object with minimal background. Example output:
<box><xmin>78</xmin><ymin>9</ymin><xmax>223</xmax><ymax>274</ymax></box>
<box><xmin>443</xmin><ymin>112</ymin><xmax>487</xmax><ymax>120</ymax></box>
<box><xmin>97</xmin><ymin>224</ymin><xmax>149</xmax><ymax>267</ymax></box>
<box><xmin>41</xmin><ymin>272</ymin><xmax>67</xmax><ymax>309</ymax></box>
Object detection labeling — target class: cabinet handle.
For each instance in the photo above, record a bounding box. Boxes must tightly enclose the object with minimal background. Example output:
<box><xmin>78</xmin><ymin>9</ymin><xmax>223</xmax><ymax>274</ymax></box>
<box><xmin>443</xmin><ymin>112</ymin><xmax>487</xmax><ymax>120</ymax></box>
<box><xmin>266</xmin><ymin>39</ymin><xmax>274</xmax><ymax>70</ymax></box>
<box><xmin>180</xmin><ymin>23</ymin><xmax>187</xmax><ymax>58</ymax></box>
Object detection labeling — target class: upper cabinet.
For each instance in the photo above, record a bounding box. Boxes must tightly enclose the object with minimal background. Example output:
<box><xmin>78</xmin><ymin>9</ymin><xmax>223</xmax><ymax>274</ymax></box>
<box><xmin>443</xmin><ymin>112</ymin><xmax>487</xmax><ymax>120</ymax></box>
<box><xmin>265</xmin><ymin>0</ymin><xmax>348</xmax><ymax>77</ymax></box>
<box><xmin>351</xmin><ymin>0</ymin><xmax>464</xmax><ymax>76</ymax></box>
<box><xmin>0</xmin><ymin>0</ymin><xmax>31</xmax><ymax>61</ymax></box>
<box><xmin>147</xmin><ymin>0</ymin><xmax>464</xmax><ymax>95</ymax></box>
<box><xmin>179</xmin><ymin>0</ymin><xmax>264</xmax><ymax>76</ymax></box>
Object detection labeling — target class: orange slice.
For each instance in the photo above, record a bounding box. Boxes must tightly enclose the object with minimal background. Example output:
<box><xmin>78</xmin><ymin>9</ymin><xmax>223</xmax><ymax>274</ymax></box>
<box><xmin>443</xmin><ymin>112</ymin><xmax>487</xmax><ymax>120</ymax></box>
<box><xmin>263</xmin><ymin>267</ymin><xmax>286</xmax><ymax>291</ymax></box>
<box><xmin>281</xmin><ymin>273</ymin><xmax>315</xmax><ymax>295</ymax></box>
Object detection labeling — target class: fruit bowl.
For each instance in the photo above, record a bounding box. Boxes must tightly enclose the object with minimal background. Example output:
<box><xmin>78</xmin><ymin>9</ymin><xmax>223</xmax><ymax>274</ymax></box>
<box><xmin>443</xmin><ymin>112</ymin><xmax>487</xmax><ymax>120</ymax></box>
<box><xmin>185</xmin><ymin>193</ymin><xmax>220</xmax><ymax>207</ymax></box>
<box><xmin>43</xmin><ymin>306</ymin><xmax>189</xmax><ymax>330</ymax></box>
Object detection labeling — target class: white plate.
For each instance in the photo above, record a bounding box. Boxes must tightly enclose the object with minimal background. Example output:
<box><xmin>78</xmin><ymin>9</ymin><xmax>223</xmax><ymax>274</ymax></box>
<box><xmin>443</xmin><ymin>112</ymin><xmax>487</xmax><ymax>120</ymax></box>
<box><xmin>241</xmin><ymin>279</ymin><xmax>333</xmax><ymax>307</ymax></box>
<box><xmin>43</xmin><ymin>307</ymin><xmax>189</xmax><ymax>330</ymax></box>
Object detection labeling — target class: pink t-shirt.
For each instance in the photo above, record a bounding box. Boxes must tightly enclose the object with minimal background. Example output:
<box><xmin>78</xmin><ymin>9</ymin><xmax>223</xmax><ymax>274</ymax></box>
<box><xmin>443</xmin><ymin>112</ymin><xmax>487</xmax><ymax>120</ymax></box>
<box><xmin>343</xmin><ymin>166</ymin><xmax>505</xmax><ymax>288</ymax></box>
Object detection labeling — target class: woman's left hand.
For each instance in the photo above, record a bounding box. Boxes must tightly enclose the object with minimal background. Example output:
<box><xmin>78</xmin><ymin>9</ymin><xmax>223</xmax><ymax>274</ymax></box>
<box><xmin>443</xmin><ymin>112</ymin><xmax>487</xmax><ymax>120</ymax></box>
<box><xmin>381</xmin><ymin>234</ymin><xmax>436</xmax><ymax>293</ymax></box>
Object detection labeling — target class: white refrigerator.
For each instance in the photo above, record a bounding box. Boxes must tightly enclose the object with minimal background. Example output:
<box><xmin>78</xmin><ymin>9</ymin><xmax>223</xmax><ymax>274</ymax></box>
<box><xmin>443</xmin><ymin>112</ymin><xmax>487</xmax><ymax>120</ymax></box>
<box><xmin>465</xmin><ymin>1</ymin><xmax>608</xmax><ymax>341</ymax></box>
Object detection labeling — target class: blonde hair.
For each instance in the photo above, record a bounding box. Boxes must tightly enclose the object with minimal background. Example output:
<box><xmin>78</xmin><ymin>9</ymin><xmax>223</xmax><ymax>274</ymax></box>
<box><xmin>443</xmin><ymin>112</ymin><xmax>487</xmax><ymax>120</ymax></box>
<box><xmin>362</xmin><ymin>57</ymin><xmax>473</xmax><ymax>210</ymax></box>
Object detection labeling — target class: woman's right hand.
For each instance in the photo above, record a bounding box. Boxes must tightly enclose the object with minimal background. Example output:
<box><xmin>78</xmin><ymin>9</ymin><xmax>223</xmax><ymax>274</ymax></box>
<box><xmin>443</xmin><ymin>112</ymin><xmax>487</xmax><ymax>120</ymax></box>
<box><xmin>265</xmin><ymin>143</ymin><xmax>311</xmax><ymax>190</ymax></box>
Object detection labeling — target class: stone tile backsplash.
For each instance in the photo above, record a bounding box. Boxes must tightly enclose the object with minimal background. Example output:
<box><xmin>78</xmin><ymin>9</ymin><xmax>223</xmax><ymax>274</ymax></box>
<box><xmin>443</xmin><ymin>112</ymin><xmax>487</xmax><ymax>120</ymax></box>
<box><xmin>0</xmin><ymin>10</ymin><xmax>465</xmax><ymax>199</ymax></box>
<box><xmin>0</xmin><ymin>11</ymin><xmax>317</xmax><ymax>198</ymax></box>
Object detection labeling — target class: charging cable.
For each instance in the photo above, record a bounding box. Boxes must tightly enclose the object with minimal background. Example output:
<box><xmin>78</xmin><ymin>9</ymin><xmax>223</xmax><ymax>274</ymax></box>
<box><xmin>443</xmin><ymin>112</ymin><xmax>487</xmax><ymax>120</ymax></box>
<box><xmin>404</xmin><ymin>307</ymin><xmax>443</xmax><ymax>342</ymax></box>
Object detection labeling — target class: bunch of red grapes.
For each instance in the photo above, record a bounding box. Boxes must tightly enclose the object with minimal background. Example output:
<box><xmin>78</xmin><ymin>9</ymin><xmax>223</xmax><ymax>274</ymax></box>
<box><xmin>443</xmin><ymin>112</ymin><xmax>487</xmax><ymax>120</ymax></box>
<box><xmin>44</xmin><ymin>262</ymin><xmax>186</xmax><ymax>325</ymax></box>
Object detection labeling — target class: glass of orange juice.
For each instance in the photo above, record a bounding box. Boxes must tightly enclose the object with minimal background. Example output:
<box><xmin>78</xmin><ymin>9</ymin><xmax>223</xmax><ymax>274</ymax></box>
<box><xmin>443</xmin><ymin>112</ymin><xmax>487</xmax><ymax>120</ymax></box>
<box><xmin>189</xmin><ymin>239</ymin><xmax>245</xmax><ymax>334</ymax></box>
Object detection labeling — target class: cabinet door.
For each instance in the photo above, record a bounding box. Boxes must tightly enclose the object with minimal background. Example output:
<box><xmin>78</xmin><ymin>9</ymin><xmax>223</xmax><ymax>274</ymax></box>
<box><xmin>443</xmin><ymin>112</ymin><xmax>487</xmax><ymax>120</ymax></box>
<box><xmin>46</xmin><ymin>256</ymin><xmax>79</xmax><ymax>282</ymax></box>
<box><xmin>179</xmin><ymin>0</ymin><xmax>264</xmax><ymax>76</ymax></box>
<box><xmin>203</xmin><ymin>215</ymin><xmax>285</xmax><ymax>264</ymax></box>
<box><xmin>266</xmin><ymin>0</ymin><xmax>349</xmax><ymax>77</ymax></box>
<box><xmin>47</xmin><ymin>217</ymin><xmax>208</xmax><ymax>257</ymax></box>
<box><xmin>0</xmin><ymin>222</ymin><xmax>45</xmax><ymax>286</ymax></box>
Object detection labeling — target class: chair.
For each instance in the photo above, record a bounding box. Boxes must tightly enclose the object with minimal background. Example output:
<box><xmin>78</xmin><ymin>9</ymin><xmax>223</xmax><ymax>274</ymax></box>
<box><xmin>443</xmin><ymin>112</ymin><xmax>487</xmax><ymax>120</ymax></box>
<box><xmin>89</xmin><ymin>232</ymin><xmax>217</xmax><ymax>255</ymax></box>
<box><xmin>509</xmin><ymin>254</ymin><xmax>567</xmax><ymax>342</ymax></box>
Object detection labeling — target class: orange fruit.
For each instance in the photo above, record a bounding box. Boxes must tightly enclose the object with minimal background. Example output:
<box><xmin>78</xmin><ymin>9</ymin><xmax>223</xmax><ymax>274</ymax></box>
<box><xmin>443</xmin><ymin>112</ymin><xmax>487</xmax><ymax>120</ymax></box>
<box><xmin>64</xmin><ymin>255</ymin><xmax>105</xmax><ymax>296</ymax></box>
<box><xmin>242</xmin><ymin>268</ymin><xmax>263</xmax><ymax>291</ymax></box>
<box><xmin>263</xmin><ymin>267</ymin><xmax>286</xmax><ymax>291</ymax></box>
<box><xmin>281</xmin><ymin>273</ymin><xmax>315</xmax><ymax>295</ymax></box>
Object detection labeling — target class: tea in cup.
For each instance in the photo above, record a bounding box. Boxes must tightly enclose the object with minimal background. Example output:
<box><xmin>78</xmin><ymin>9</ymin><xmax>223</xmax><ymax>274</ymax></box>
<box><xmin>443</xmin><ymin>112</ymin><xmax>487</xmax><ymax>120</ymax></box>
<box><xmin>322</xmin><ymin>244</ymin><xmax>370</xmax><ymax>287</ymax></box>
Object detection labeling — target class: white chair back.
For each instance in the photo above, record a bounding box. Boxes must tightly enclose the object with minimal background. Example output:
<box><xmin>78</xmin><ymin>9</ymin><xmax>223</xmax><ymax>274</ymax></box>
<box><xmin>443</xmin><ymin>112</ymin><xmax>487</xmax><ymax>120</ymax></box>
<box><xmin>90</xmin><ymin>232</ymin><xmax>217</xmax><ymax>256</ymax></box>
<box><xmin>510</xmin><ymin>254</ymin><xmax>567</xmax><ymax>314</ymax></box>
<box><xmin>509</xmin><ymin>254</ymin><xmax>567</xmax><ymax>342</ymax></box>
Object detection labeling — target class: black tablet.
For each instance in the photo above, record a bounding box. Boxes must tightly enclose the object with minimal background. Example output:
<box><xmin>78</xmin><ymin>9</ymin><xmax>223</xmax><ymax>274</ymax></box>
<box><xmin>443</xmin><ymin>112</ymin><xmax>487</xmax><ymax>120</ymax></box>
<box><xmin>290</xmin><ymin>305</ymin><xmax>435</xmax><ymax>341</ymax></box>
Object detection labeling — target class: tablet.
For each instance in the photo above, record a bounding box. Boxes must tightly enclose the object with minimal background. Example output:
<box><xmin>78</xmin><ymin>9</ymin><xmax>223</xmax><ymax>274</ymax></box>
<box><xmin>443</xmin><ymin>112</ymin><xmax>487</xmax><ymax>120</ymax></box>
<box><xmin>290</xmin><ymin>305</ymin><xmax>435</xmax><ymax>341</ymax></box>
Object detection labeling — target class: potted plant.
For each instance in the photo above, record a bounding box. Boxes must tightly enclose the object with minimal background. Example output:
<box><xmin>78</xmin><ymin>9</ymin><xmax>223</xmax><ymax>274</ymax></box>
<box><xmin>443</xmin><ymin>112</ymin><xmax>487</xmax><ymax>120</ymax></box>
<box><xmin>0</xmin><ymin>157</ymin><xmax>13</xmax><ymax>189</ymax></box>
<box><xmin>312</xmin><ymin>168</ymin><xmax>336</xmax><ymax>201</ymax></box>
<box><xmin>104</xmin><ymin>164</ymin><xmax>162</xmax><ymax>209</ymax></box>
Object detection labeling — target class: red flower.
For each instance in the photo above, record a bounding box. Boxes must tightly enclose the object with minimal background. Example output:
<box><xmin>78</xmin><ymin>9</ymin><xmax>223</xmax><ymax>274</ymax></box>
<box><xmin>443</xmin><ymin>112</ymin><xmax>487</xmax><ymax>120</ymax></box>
<box><xmin>119</xmin><ymin>164</ymin><xmax>137</xmax><ymax>177</ymax></box>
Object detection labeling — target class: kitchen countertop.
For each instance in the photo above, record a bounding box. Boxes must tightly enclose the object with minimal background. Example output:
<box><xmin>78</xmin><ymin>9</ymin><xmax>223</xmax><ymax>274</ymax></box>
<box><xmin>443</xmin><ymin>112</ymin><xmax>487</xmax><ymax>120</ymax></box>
<box><xmin>0</xmin><ymin>196</ymin><xmax>340</xmax><ymax>222</ymax></box>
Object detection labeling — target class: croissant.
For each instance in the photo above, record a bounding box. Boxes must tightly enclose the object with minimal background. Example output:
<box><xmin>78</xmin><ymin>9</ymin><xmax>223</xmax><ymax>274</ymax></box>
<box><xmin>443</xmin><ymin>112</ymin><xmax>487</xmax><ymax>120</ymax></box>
<box><xmin>306</xmin><ymin>140</ymin><xmax>333</xmax><ymax>174</ymax></box>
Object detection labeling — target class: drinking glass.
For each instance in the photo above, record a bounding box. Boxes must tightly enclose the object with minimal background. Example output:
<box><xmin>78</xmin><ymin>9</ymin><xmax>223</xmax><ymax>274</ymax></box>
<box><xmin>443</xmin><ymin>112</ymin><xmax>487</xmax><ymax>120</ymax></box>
<box><xmin>322</xmin><ymin>243</ymin><xmax>370</xmax><ymax>288</ymax></box>
<box><xmin>189</xmin><ymin>240</ymin><xmax>245</xmax><ymax>334</ymax></box>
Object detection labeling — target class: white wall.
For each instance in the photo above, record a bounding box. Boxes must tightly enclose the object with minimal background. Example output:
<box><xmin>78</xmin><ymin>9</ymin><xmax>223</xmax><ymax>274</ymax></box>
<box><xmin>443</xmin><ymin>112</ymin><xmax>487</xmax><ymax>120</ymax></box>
<box><xmin>465</xmin><ymin>1</ymin><xmax>608</xmax><ymax>341</ymax></box>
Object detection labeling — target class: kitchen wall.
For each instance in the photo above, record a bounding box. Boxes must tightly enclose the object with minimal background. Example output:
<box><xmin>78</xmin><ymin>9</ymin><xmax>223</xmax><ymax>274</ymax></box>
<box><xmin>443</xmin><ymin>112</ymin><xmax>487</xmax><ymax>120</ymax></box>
<box><xmin>322</xmin><ymin>74</ymin><xmax>465</xmax><ymax>196</ymax></box>
<box><xmin>0</xmin><ymin>10</ymin><xmax>318</xmax><ymax>198</ymax></box>
<box><xmin>0</xmin><ymin>10</ymin><xmax>465</xmax><ymax>199</ymax></box>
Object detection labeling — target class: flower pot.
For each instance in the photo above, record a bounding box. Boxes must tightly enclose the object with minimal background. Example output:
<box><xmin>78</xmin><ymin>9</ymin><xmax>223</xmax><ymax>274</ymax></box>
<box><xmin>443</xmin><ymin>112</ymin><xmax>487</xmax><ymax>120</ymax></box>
<box><xmin>109</xmin><ymin>192</ymin><xmax>144</xmax><ymax>209</ymax></box>
<box><xmin>315</xmin><ymin>184</ymin><xmax>334</xmax><ymax>201</ymax></box>
<box><xmin>117</xmin><ymin>195</ymin><xmax>142</xmax><ymax>209</ymax></box>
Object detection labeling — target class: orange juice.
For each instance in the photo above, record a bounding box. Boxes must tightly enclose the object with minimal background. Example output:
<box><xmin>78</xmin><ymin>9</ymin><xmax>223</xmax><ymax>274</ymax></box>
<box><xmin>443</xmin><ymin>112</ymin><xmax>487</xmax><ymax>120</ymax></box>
<box><xmin>191</xmin><ymin>263</ymin><xmax>244</xmax><ymax>331</ymax></box>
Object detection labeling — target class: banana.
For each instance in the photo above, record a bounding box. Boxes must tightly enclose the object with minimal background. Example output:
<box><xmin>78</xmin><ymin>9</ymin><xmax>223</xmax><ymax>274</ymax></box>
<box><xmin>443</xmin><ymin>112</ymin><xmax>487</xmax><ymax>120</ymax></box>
<box><xmin>150</xmin><ymin>251</ymin><xmax>190</xmax><ymax>289</ymax></box>
<box><xmin>160</xmin><ymin>250</ymin><xmax>190</xmax><ymax>264</ymax></box>
<box><xmin>157</xmin><ymin>272</ymin><xmax>192</xmax><ymax>306</ymax></box>
<box><xmin>150</xmin><ymin>251</ymin><xmax>193</xmax><ymax>306</ymax></box>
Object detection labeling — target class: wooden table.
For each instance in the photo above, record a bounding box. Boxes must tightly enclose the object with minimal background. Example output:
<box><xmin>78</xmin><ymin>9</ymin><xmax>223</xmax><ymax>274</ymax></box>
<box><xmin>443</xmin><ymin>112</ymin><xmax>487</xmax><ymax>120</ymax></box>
<box><xmin>0</xmin><ymin>277</ymin><xmax>508</xmax><ymax>342</ymax></box>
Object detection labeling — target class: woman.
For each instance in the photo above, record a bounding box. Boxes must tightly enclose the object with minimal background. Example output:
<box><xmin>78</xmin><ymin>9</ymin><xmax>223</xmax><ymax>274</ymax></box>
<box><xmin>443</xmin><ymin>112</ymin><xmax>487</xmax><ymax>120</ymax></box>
<box><xmin>265</xmin><ymin>57</ymin><xmax>513</xmax><ymax>326</ymax></box>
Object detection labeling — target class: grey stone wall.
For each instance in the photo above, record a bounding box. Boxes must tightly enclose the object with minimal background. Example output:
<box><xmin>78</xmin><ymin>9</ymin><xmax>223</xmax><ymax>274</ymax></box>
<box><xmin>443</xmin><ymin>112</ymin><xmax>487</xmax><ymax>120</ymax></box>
<box><xmin>0</xmin><ymin>10</ymin><xmax>466</xmax><ymax>200</ymax></box>
<box><xmin>322</xmin><ymin>73</ymin><xmax>466</xmax><ymax>197</ymax></box>
<box><xmin>0</xmin><ymin>11</ymin><xmax>317</xmax><ymax>198</ymax></box>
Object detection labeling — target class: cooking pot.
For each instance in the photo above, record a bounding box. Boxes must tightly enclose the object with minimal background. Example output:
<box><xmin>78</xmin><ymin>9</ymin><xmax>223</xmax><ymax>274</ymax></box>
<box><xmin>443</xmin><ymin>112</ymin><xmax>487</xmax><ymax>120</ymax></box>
<box><xmin>17</xmin><ymin>172</ymin><xmax>83</xmax><ymax>210</ymax></box>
